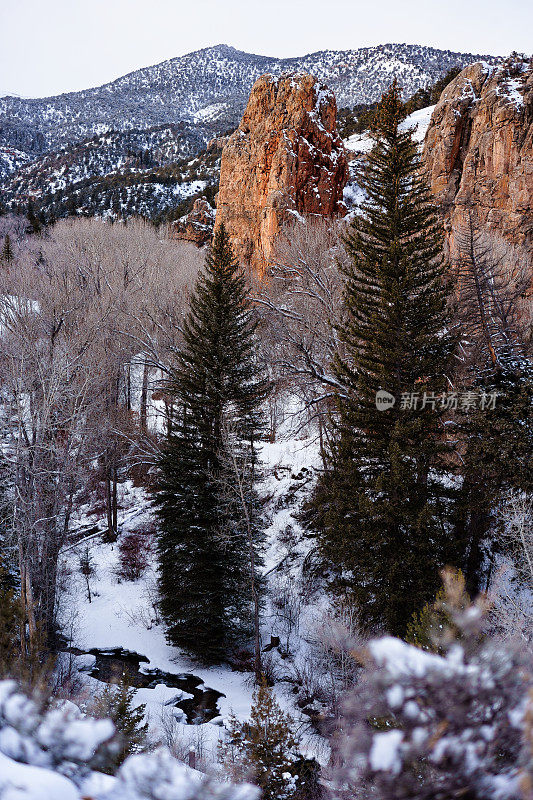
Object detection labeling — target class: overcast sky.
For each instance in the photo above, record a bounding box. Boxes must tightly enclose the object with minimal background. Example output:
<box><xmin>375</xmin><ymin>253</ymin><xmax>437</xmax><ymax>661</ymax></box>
<box><xmin>1</xmin><ymin>0</ymin><xmax>531</xmax><ymax>98</ymax></box>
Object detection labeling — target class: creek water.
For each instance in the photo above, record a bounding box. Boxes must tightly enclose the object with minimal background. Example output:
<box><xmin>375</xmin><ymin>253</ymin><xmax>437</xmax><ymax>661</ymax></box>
<box><xmin>70</xmin><ymin>647</ymin><xmax>225</xmax><ymax>724</ymax></box>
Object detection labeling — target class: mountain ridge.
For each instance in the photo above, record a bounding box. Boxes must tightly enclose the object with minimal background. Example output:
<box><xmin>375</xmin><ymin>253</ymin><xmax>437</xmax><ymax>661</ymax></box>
<box><xmin>0</xmin><ymin>42</ymin><xmax>495</xmax><ymax>156</ymax></box>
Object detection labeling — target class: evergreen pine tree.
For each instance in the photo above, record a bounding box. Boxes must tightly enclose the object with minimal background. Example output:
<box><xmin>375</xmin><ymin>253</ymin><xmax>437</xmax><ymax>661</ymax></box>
<box><xmin>1</xmin><ymin>234</ymin><xmax>14</xmax><ymax>263</ymax></box>
<box><xmin>219</xmin><ymin>681</ymin><xmax>302</xmax><ymax>800</ymax></box>
<box><xmin>92</xmin><ymin>676</ymin><xmax>148</xmax><ymax>771</ymax></box>
<box><xmin>307</xmin><ymin>82</ymin><xmax>457</xmax><ymax>636</ymax></box>
<box><xmin>155</xmin><ymin>225</ymin><xmax>268</xmax><ymax>663</ymax></box>
<box><xmin>456</xmin><ymin>369</ymin><xmax>533</xmax><ymax>592</ymax></box>
<box><xmin>26</xmin><ymin>202</ymin><xmax>42</xmax><ymax>235</ymax></box>
<box><xmin>405</xmin><ymin>570</ymin><xmax>470</xmax><ymax>654</ymax></box>
<box><xmin>0</xmin><ymin>559</ymin><xmax>21</xmax><ymax>676</ymax></box>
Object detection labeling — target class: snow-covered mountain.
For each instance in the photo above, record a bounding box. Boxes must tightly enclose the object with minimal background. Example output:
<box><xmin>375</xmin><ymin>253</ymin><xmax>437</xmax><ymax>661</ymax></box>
<box><xmin>0</xmin><ymin>43</ymin><xmax>497</xmax><ymax>223</ymax></box>
<box><xmin>0</xmin><ymin>43</ymin><xmax>492</xmax><ymax>155</ymax></box>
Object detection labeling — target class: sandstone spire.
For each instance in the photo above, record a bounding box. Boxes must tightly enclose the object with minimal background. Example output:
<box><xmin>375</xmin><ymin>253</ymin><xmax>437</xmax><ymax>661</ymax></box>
<box><xmin>215</xmin><ymin>73</ymin><xmax>348</xmax><ymax>275</ymax></box>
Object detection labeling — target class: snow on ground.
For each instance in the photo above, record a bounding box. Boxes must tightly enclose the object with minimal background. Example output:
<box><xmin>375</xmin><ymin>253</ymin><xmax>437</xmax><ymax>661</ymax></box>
<box><xmin>60</xmin><ymin>397</ymin><xmax>324</xmax><ymax>767</ymax></box>
<box><xmin>260</xmin><ymin>420</ymin><xmax>321</xmax><ymax>573</ymax></box>
<box><xmin>61</xmin><ymin>485</ymin><xmax>252</xmax><ymax>761</ymax></box>
<box><xmin>400</xmin><ymin>104</ymin><xmax>436</xmax><ymax>143</ymax></box>
<box><xmin>0</xmin><ymin>752</ymin><xmax>80</xmax><ymax>800</ymax></box>
<box><xmin>0</xmin><ymin>145</ymin><xmax>30</xmax><ymax>178</ymax></box>
<box><xmin>193</xmin><ymin>103</ymin><xmax>229</xmax><ymax>123</ymax></box>
<box><xmin>504</xmin><ymin>76</ymin><xmax>525</xmax><ymax>110</ymax></box>
<box><xmin>344</xmin><ymin>104</ymin><xmax>435</xmax><ymax>155</ymax></box>
<box><xmin>0</xmin><ymin>676</ymin><xmax>255</xmax><ymax>800</ymax></box>
<box><xmin>343</xmin><ymin>131</ymin><xmax>374</xmax><ymax>155</ymax></box>
<box><xmin>343</xmin><ymin>180</ymin><xmax>366</xmax><ymax>212</ymax></box>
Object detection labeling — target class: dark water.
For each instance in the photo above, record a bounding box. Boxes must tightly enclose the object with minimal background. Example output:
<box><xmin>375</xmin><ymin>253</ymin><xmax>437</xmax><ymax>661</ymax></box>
<box><xmin>70</xmin><ymin>647</ymin><xmax>224</xmax><ymax>724</ymax></box>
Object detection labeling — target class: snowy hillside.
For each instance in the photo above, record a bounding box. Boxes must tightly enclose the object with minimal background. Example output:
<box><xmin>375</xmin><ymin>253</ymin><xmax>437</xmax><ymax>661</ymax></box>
<box><xmin>0</xmin><ymin>145</ymin><xmax>30</xmax><ymax>179</ymax></box>
<box><xmin>0</xmin><ymin>43</ymin><xmax>492</xmax><ymax>156</ymax></box>
<box><xmin>1</xmin><ymin>137</ymin><xmax>222</xmax><ymax>222</ymax></box>
<box><xmin>57</xmin><ymin>403</ymin><xmax>326</xmax><ymax>772</ymax></box>
<box><xmin>2</xmin><ymin>124</ymin><xmax>213</xmax><ymax>196</ymax></box>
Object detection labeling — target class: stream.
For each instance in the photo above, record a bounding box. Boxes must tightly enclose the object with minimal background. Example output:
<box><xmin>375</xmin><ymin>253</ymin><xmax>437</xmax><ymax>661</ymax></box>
<box><xmin>69</xmin><ymin>647</ymin><xmax>225</xmax><ymax>724</ymax></box>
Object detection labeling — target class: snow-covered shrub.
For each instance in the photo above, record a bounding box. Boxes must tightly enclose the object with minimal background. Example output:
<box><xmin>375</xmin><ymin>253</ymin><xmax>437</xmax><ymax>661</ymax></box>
<box><xmin>0</xmin><ymin>679</ymin><xmax>258</xmax><ymax>800</ymax></box>
<box><xmin>490</xmin><ymin>492</ymin><xmax>533</xmax><ymax>649</ymax></box>
<box><xmin>156</xmin><ymin>712</ymin><xmax>211</xmax><ymax>773</ymax></box>
<box><xmin>0</xmin><ymin>679</ymin><xmax>115</xmax><ymax>784</ymax></box>
<box><xmin>288</xmin><ymin>603</ymin><xmax>364</xmax><ymax>725</ymax></box>
<box><xmin>332</xmin><ymin>575</ymin><xmax>533</xmax><ymax>799</ymax></box>
<box><xmin>100</xmin><ymin>747</ymin><xmax>258</xmax><ymax>800</ymax></box>
<box><xmin>310</xmin><ymin>603</ymin><xmax>363</xmax><ymax>703</ymax></box>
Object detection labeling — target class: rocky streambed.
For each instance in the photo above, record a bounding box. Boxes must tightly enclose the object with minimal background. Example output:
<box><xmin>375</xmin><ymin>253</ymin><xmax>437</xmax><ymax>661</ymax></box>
<box><xmin>68</xmin><ymin>647</ymin><xmax>225</xmax><ymax>724</ymax></box>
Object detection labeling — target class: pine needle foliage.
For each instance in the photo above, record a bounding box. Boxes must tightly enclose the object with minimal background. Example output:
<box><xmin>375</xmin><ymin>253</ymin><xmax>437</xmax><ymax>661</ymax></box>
<box><xmin>92</xmin><ymin>676</ymin><xmax>148</xmax><ymax>771</ymax></box>
<box><xmin>307</xmin><ymin>81</ymin><xmax>457</xmax><ymax>636</ymax></box>
<box><xmin>155</xmin><ymin>225</ymin><xmax>268</xmax><ymax>663</ymax></box>
<box><xmin>455</xmin><ymin>369</ymin><xmax>533</xmax><ymax>592</ymax></box>
<box><xmin>0</xmin><ymin>560</ymin><xmax>22</xmax><ymax>677</ymax></box>
<box><xmin>405</xmin><ymin>570</ymin><xmax>470</xmax><ymax>654</ymax></box>
<box><xmin>219</xmin><ymin>681</ymin><xmax>301</xmax><ymax>800</ymax></box>
<box><xmin>1</xmin><ymin>234</ymin><xmax>14</xmax><ymax>263</ymax></box>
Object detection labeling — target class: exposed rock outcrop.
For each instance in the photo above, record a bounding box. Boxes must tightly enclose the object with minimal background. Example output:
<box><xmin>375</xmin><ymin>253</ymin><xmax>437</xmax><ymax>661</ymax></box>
<box><xmin>216</xmin><ymin>73</ymin><xmax>348</xmax><ymax>274</ymax></box>
<box><xmin>423</xmin><ymin>58</ymin><xmax>533</xmax><ymax>256</ymax></box>
<box><xmin>171</xmin><ymin>197</ymin><xmax>215</xmax><ymax>246</ymax></box>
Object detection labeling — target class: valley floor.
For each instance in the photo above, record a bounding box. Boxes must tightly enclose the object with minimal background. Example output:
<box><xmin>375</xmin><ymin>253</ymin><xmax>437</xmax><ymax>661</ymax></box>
<box><xmin>59</xmin><ymin>398</ymin><xmax>327</xmax><ymax>772</ymax></box>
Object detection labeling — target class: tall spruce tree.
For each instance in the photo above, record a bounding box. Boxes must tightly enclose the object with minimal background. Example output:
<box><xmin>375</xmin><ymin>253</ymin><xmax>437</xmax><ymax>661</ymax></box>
<box><xmin>308</xmin><ymin>82</ymin><xmax>457</xmax><ymax>636</ymax></box>
<box><xmin>155</xmin><ymin>225</ymin><xmax>267</xmax><ymax>663</ymax></box>
<box><xmin>1</xmin><ymin>234</ymin><xmax>14</xmax><ymax>263</ymax></box>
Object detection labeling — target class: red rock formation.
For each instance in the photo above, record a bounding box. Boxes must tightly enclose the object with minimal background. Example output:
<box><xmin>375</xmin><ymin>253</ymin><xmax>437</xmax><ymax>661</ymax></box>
<box><xmin>423</xmin><ymin>58</ymin><xmax>533</xmax><ymax>257</ymax></box>
<box><xmin>171</xmin><ymin>197</ymin><xmax>215</xmax><ymax>246</ymax></box>
<box><xmin>215</xmin><ymin>73</ymin><xmax>348</xmax><ymax>274</ymax></box>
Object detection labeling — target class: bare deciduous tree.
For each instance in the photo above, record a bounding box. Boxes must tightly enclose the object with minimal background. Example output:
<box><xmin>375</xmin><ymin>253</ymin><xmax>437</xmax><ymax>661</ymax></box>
<box><xmin>256</xmin><ymin>217</ymin><xmax>348</xmax><ymax>443</ymax></box>
<box><xmin>0</xmin><ymin>217</ymin><xmax>201</xmax><ymax>646</ymax></box>
<box><xmin>453</xmin><ymin>214</ymin><xmax>532</xmax><ymax>378</ymax></box>
<box><xmin>489</xmin><ymin>492</ymin><xmax>533</xmax><ymax>648</ymax></box>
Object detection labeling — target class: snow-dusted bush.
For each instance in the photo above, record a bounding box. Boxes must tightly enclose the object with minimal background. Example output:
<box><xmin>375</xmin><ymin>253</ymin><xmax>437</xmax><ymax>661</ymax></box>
<box><xmin>490</xmin><ymin>492</ymin><xmax>533</xmax><ymax>649</ymax></box>
<box><xmin>0</xmin><ymin>680</ymin><xmax>257</xmax><ymax>800</ymax></box>
<box><xmin>332</xmin><ymin>577</ymin><xmax>533</xmax><ymax>800</ymax></box>
<box><xmin>0</xmin><ymin>679</ymin><xmax>115</xmax><ymax>779</ymax></box>
<box><xmin>117</xmin><ymin>532</ymin><xmax>151</xmax><ymax>581</ymax></box>
<box><xmin>100</xmin><ymin>748</ymin><xmax>258</xmax><ymax>800</ymax></box>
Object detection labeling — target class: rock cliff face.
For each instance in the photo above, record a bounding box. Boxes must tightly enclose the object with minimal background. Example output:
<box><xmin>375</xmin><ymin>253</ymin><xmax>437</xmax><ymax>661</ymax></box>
<box><xmin>171</xmin><ymin>197</ymin><xmax>215</xmax><ymax>245</ymax></box>
<box><xmin>423</xmin><ymin>58</ymin><xmax>533</xmax><ymax>256</ymax></box>
<box><xmin>216</xmin><ymin>73</ymin><xmax>348</xmax><ymax>274</ymax></box>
